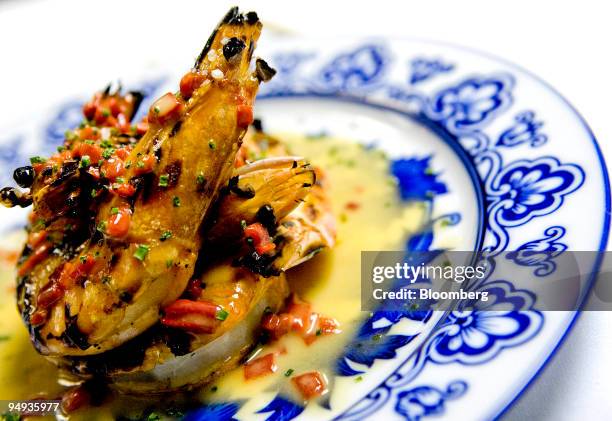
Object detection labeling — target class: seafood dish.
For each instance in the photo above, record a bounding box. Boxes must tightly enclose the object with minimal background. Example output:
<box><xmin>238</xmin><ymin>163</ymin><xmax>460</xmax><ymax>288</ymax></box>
<box><xmin>0</xmin><ymin>6</ymin><xmax>427</xmax><ymax>420</ymax></box>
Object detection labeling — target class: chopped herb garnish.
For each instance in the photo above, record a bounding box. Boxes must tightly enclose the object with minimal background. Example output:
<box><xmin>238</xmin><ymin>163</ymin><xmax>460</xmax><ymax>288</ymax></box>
<box><xmin>133</xmin><ymin>244</ymin><xmax>150</xmax><ymax>261</ymax></box>
<box><xmin>97</xmin><ymin>221</ymin><xmax>107</xmax><ymax>233</ymax></box>
<box><xmin>79</xmin><ymin>255</ymin><xmax>87</xmax><ymax>263</ymax></box>
<box><xmin>136</xmin><ymin>160</ymin><xmax>145</xmax><ymax>168</ymax></box>
<box><xmin>30</xmin><ymin>156</ymin><xmax>47</xmax><ymax>165</ymax></box>
<box><xmin>284</xmin><ymin>368</ymin><xmax>294</xmax><ymax>377</ymax></box>
<box><xmin>146</xmin><ymin>413</ymin><xmax>160</xmax><ymax>421</ymax></box>
<box><xmin>355</xmin><ymin>375</ymin><xmax>363</xmax><ymax>382</ymax></box>
<box><xmin>57</xmin><ymin>145</ymin><xmax>66</xmax><ymax>153</ymax></box>
<box><xmin>110</xmin><ymin>207</ymin><xmax>119</xmax><ymax>215</ymax></box>
<box><xmin>84</xmin><ymin>139</ymin><xmax>95</xmax><ymax>145</ymax></box>
<box><xmin>316</xmin><ymin>328</ymin><xmax>322</xmax><ymax>336</ymax></box>
<box><xmin>115</xmin><ymin>177</ymin><xmax>126</xmax><ymax>184</ymax></box>
<box><xmin>102</xmin><ymin>275</ymin><xmax>111</xmax><ymax>284</ymax></box>
<box><xmin>159</xmin><ymin>174</ymin><xmax>169</xmax><ymax>187</ymax></box>
<box><xmin>80</xmin><ymin>155</ymin><xmax>91</xmax><ymax>168</ymax></box>
<box><xmin>102</xmin><ymin>148</ymin><xmax>115</xmax><ymax>159</ymax></box>
<box><xmin>100</xmin><ymin>140</ymin><xmax>112</xmax><ymax>148</ymax></box>
<box><xmin>208</xmin><ymin>139</ymin><xmax>216</xmax><ymax>150</ymax></box>
<box><xmin>216</xmin><ymin>308</ymin><xmax>229</xmax><ymax>321</ymax></box>
<box><xmin>166</xmin><ymin>259</ymin><xmax>174</xmax><ymax>268</ymax></box>
<box><xmin>0</xmin><ymin>335</ymin><xmax>10</xmax><ymax>342</ymax></box>
<box><xmin>240</xmin><ymin>220</ymin><xmax>247</xmax><ymax>229</ymax></box>
<box><xmin>173</xmin><ymin>196</ymin><xmax>181</xmax><ymax>207</ymax></box>
<box><xmin>372</xmin><ymin>334</ymin><xmax>382</xmax><ymax>341</ymax></box>
<box><xmin>90</xmin><ymin>188</ymin><xmax>98</xmax><ymax>198</ymax></box>
<box><xmin>102</xmin><ymin>108</ymin><xmax>111</xmax><ymax>117</ymax></box>
<box><xmin>196</xmin><ymin>172</ymin><xmax>206</xmax><ymax>185</ymax></box>
<box><xmin>160</xmin><ymin>230</ymin><xmax>172</xmax><ymax>241</ymax></box>
<box><xmin>125</xmin><ymin>160</ymin><xmax>132</xmax><ymax>169</ymax></box>
<box><xmin>153</xmin><ymin>106</ymin><xmax>161</xmax><ymax>114</ymax></box>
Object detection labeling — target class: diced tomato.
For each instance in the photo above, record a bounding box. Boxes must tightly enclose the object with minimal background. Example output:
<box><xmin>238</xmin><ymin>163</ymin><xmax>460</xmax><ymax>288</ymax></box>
<box><xmin>148</xmin><ymin>92</ymin><xmax>184</xmax><ymax>124</ymax></box>
<box><xmin>186</xmin><ymin>278</ymin><xmax>204</xmax><ymax>299</ymax></box>
<box><xmin>61</xmin><ymin>385</ymin><xmax>91</xmax><ymax>413</ymax></box>
<box><xmin>58</xmin><ymin>255</ymin><xmax>96</xmax><ymax>289</ymax></box>
<box><xmin>108</xmin><ymin>97</ymin><xmax>121</xmax><ymax>116</ymax></box>
<box><xmin>72</xmin><ymin>142</ymin><xmax>103</xmax><ymax>163</ymax></box>
<box><xmin>133</xmin><ymin>154</ymin><xmax>155</xmax><ymax>175</ymax></box>
<box><xmin>82</xmin><ymin>101</ymin><xmax>97</xmax><ymax>120</ymax></box>
<box><xmin>27</xmin><ymin>230</ymin><xmax>47</xmax><ymax>248</ymax></box>
<box><xmin>244</xmin><ymin>353</ymin><xmax>277</xmax><ymax>380</ymax></box>
<box><xmin>261</xmin><ymin>295</ymin><xmax>341</xmax><ymax>344</ymax></box>
<box><xmin>161</xmin><ymin>299</ymin><xmax>220</xmax><ymax>333</ymax></box>
<box><xmin>115</xmin><ymin>146</ymin><xmax>130</xmax><ymax>160</ymax></box>
<box><xmin>78</xmin><ymin>126</ymin><xmax>100</xmax><ymax>141</ymax></box>
<box><xmin>135</xmin><ymin>120</ymin><xmax>149</xmax><ymax>135</ymax></box>
<box><xmin>101</xmin><ymin>157</ymin><xmax>126</xmax><ymax>181</ymax></box>
<box><xmin>18</xmin><ymin>242</ymin><xmax>51</xmax><ymax>276</ymax></box>
<box><xmin>292</xmin><ymin>371</ymin><xmax>327</xmax><ymax>400</ymax></box>
<box><xmin>180</xmin><ymin>71</ymin><xmax>206</xmax><ymax>99</ymax></box>
<box><xmin>237</xmin><ymin>104</ymin><xmax>253</xmax><ymax>128</ymax></box>
<box><xmin>345</xmin><ymin>201</ymin><xmax>360</xmax><ymax>211</ymax></box>
<box><xmin>29</xmin><ymin>309</ymin><xmax>48</xmax><ymax>326</ymax></box>
<box><xmin>37</xmin><ymin>281</ymin><xmax>63</xmax><ymax>308</ymax></box>
<box><xmin>112</xmin><ymin>183</ymin><xmax>136</xmax><ymax>198</ymax></box>
<box><xmin>107</xmin><ymin>207</ymin><xmax>131</xmax><ymax>238</ymax></box>
<box><xmin>244</xmin><ymin>222</ymin><xmax>276</xmax><ymax>255</ymax></box>
<box><xmin>318</xmin><ymin>316</ymin><xmax>341</xmax><ymax>334</ymax></box>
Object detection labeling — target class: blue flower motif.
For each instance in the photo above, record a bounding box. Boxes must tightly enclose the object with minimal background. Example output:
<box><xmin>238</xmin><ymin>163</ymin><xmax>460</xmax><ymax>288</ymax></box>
<box><xmin>391</xmin><ymin>157</ymin><xmax>448</xmax><ymax>201</ymax></box>
<box><xmin>496</xmin><ymin>110</ymin><xmax>547</xmax><ymax>148</ymax></box>
<box><xmin>428</xmin><ymin>309</ymin><xmax>542</xmax><ymax>364</ymax></box>
<box><xmin>409</xmin><ymin>57</ymin><xmax>454</xmax><ymax>85</ymax></box>
<box><xmin>506</xmin><ymin>226</ymin><xmax>567</xmax><ymax>276</ymax></box>
<box><xmin>44</xmin><ymin>101</ymin><xmax>83</xmax><ymax>147</ymax></box>
<box><xmin>319</xmin><ymin>44</ymin><xmax>388</xmax><ymax>91</ymax></box>
<box><xmin>395</xmin><ymin>381</ymin><xmax>467</xmax><ymax>421</ymax></box>
<box><xmin>489</xmin><ymin>157</ymin><xmax>584</xmax><ymax>226</ymax></box>
<box><xmin>256</xmin><ymin>396</ymin><xmax>304</xmax><ymax>421</ymax></box>
<box><xmin>430</xmin><ymin>75</ymin><xmax>513</xmax><ymax>132</ymax></box>
<box><xmin>183</xmin><ymin>402</ymin><xmax>241</xmax><ymax>421</ymax></box>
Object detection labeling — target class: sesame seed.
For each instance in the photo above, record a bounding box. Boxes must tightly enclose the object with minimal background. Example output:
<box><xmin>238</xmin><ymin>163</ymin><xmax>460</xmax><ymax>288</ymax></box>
<box><xmin>211</xmin><ymin>69</ymin><xmax>224</xmax><ymax>80</ymax></box>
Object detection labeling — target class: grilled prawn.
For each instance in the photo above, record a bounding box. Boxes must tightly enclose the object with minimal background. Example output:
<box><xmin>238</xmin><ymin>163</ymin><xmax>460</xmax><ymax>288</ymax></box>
<box><xmin>5</xmin><ymin>7</ymin><xmax>275</xmax><ymax>357</ymax></box>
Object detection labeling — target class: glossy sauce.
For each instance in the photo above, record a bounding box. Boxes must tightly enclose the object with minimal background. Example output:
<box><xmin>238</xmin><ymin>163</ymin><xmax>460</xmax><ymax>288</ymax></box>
<box><xmin>0</xmin><ymin>134</ymin><xmax>428</xmax><ymax>419</ymax></box>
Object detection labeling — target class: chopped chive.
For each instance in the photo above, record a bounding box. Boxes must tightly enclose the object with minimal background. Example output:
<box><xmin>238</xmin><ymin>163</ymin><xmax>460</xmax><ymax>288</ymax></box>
<box><xmin>240</xmin><ymin>220</ymin><xmax>247</xmax><ymax>229</ymax></box>
<box><xmin>101</xmin><ymin>140</ymin><xmax>113</xmax><ymax>148</ymax></box>
<box><xmin>102</xmin><ymin>148</ymin><xmax>115</xmax><ymax>159</ymax></box>
<box><xmin>160</xmin><ymin>230</ymin><xmax>172</xmax><ymax>241</ymax></box>
<box><xmin>57</xmin><ymin>145</ymin><xmax>66</xmax><ymax>152</ymax></box>
<box><xmin>0</xmin><ymin>335</ymin><xmax>11</xmax><ymax>342</ymax></box>
<box><xmin>284</xmin><ymin>368</ymin><xmax>294</xmax><ymax>377</ymax></box>
<box><xmin>110</xmin><ymin>207</ymin><xmax>119</xmax><ymax>215</ymax></box>
<box><xmin>208</xmin><ymin>139</ymin><xmax>216</xmax><ymax>150</ymax></box>
<box><xmin>115</xmin><ymin>177</ymin><xmax>126</xmax><ymax>184</ymax></box>
<box><xmin>159</xmin><ymin>174</ymin><xmax>169</xmax><ymax>187</ymax></box>
<box><xmin>102</xmin><ymin>108</ymin><xmax>111</xmax><ymax>117</ymax></box>
<box><xmin>196</xmin><ymin>172</ymin><xmax>206</xmax><ymax>185</ymax></box>
<box><xmin>84</xmin><ymin>139</ymin><xmax>95</xmax><ymax>145</ymax></box>
<box><xmin>355</xmin><ymin>375</ymin><xmax>363</xmax><ymax>382</ymax></box>
<box><xmin>30</xmin><ymin>156</ymin><xmax>46</xmax><ymax>165</ymax></box>
<box><xmin>124</xmin><ymin>160</ymin><xmax>132</xmax><ymax>169</ymax></box>
<box><xmin>80</xmin><ymin>155</ymin><xmax>91</xmax><ymax>168</ymax></box>
<box><xmin>133</xmin><ymin>244</ymin><xmax>150</xmax><ymax>261</ymax></box>
<box><xmin>153</xmin><ymin>106</ymin><xmax>161</xmax><ymax>114</ymax></box>
<box><xmin>136</xmin><ymin>160</ymin><xmax>145</xmax><ymax>168</ymax></box>
<box><xmin>166</xmin><ymin>259</ymin><xmax>174</xmax><ymax>268</ymax></box>
<box><xmin>90</xmin><ymin>188</ymin><xmax>98</xmax><ymax>198</ymax></box>
<box><xmin>79</xmin><ymin>255</ymin><xmax>87</xmax><ymax>263</ymax></box>
<box><xmin>216</xmin><ymin>308</ymin><xmax>229</xmax><ymax>321</ymax></box>
<box><xmin>173</xmin><ymin>196</ymin><xmax>181</xmax><ymax>207</ymax></box>
<box><xmin>372</xmin><ymin>334</ymin><xmax>382</xmax><ymax>341</ymax></box>
<box><xmin>316</xmin><ymin>328</ymin><xmax>322</xmax><ymax>336</ymax></box>
<box><xmin>97</xmin><ymin>221</ymin><xmax>107</xmax><ymax>233</ymax></box>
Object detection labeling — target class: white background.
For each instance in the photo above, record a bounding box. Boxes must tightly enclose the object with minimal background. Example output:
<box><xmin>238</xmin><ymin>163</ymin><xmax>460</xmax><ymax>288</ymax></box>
<box><xmin>0</xmin><ymin>0</ymin><xmax>610</xmax><ymax>419</ymax></box>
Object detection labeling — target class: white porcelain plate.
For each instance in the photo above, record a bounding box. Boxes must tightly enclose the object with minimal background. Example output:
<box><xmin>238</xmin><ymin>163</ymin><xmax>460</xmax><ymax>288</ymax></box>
<box><xmin>0</xmin><ymin>38</ymin><xmax>608</xmax><ymax>420</ymax></box>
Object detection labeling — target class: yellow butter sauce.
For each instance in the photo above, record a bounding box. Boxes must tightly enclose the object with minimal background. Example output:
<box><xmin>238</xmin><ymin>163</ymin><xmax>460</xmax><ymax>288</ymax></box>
<box><xmin>0</xmin><ymin>134</ymin><xmax>428</xmax><ymax>420</ymax></box>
